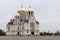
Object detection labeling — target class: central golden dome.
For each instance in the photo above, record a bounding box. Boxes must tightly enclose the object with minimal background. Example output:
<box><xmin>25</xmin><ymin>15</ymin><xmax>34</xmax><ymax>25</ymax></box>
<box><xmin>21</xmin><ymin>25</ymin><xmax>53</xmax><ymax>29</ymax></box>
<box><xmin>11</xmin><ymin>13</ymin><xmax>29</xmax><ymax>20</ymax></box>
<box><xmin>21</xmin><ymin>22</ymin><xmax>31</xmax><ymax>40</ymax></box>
<box><xmin>18</xmin><ymin>6</ymin><xmax>26</xmax><ymax>11</ymax></box>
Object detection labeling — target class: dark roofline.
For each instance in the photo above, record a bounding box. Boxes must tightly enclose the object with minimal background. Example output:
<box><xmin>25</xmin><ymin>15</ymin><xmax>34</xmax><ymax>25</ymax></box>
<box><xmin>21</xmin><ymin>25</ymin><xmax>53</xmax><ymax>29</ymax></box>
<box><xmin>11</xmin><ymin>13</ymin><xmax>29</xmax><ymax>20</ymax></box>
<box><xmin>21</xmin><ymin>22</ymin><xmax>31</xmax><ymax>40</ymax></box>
<box><xmin>36</xmin><ymin>21</ymin><xmax>39</xmax><ymax>24</ymax></box>
<box><xmin>7</xmin><ymin>22</ymin><xmax>13</xmax><ymax>25</ymax></box>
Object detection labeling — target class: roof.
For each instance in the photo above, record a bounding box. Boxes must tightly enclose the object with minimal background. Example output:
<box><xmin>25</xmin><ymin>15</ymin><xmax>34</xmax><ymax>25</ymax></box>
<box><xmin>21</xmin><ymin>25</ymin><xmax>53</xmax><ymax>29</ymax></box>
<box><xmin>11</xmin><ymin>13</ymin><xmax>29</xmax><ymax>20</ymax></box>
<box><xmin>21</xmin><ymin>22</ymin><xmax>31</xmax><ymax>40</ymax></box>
<box><xmin>8</xmin><ymin>22</ymin><xmax>13</xmax><ymax>25</ymax></box>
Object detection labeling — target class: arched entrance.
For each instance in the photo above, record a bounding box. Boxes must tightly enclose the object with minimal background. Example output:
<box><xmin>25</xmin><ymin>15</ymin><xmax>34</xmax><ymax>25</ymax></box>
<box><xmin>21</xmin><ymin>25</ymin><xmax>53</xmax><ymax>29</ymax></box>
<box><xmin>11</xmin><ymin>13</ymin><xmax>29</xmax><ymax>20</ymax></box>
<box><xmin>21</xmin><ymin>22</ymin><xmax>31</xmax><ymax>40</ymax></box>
<box><xmin>31</xmin><ymin>31</ymin><xmax>34</xmax><ymax>35</ymax></box>
<box><xmin>17</xmin><ymin>32</ymin><xmax>19</xmax><ymax>35</ymax></box>
<box><xmin>30</xmin><ymin>22</ymin><xmax>35</xmax><ymax>35</ymax></box>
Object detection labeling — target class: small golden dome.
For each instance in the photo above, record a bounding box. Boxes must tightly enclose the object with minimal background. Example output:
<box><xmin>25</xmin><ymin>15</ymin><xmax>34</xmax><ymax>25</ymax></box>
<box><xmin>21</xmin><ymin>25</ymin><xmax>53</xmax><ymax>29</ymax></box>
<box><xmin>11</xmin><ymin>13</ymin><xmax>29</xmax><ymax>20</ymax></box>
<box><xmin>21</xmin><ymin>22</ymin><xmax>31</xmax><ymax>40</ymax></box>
<box><xmin>28</xmin><ymin>6</ymin><xmax>33</xmax><ymax>11</ymax></box>
<box><xmin>10</xmin><ymin>16</ymin><xmax>15</xmax><ymax>20</ymax></box>
<box><xmin>18</xmin><ymin>6</ymin><xmax>26</xmax><ymax>11</ymax></box>
<box><xmin>16</xmin><ymin>13</ymin><xmax>20</xmax><ymax>16</ymax></box>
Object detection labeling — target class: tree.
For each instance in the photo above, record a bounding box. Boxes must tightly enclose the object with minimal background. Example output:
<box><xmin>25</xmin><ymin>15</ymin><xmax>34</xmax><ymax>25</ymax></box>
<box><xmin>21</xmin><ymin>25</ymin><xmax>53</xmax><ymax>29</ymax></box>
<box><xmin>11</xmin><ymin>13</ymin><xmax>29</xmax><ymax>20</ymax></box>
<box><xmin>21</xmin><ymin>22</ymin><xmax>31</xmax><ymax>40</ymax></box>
<box><xmin>0</xmin><ymin>30</ymin><xmax>6</xmax><ymax>36</ymax></box>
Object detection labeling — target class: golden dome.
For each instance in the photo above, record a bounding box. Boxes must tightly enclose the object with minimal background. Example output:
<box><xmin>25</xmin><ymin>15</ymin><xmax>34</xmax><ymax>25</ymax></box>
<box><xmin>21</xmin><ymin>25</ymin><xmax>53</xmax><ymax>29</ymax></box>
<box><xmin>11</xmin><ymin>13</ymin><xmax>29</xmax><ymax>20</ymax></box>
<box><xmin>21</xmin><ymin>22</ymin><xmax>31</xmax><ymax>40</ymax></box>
<box><xmin>10</xmin><ymin>16</ymin><xmax>15</xmax><ymax>20</ymax></box>
<box><xmin>16</xmin><ymin>13</ymin><xmax>20</xmax><ymax>16</ymax></box>
<box><xmin>28</xmin><ymin>6</ymin><xmax>33</xmax><ymax>11</ymax></box>
<box><xmin>18</xmin><ymin>6</ymin><xmax>26</xmax><ymax>11</ymax></box>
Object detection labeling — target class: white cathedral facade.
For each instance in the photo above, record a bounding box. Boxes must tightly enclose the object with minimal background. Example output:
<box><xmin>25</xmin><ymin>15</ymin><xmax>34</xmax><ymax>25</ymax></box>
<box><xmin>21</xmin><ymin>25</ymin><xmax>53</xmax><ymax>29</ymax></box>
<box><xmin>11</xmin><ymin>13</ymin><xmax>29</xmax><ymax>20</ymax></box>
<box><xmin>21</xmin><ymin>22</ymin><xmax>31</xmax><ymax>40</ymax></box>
<box><xmin>6</xmin><ymin>6</ymin><xmax>40</xmax><ymax>36</ymax></box>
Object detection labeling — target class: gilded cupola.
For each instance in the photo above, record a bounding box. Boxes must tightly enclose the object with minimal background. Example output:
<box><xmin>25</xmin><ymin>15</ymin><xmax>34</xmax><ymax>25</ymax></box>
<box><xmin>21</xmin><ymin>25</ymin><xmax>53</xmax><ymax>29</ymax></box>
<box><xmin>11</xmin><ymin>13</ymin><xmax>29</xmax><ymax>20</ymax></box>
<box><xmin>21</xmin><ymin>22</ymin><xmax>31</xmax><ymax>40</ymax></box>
<box><xmin>18</xmin><ymin>6</ymin><xmax>26</xmax><ymax>11</ymax></box>
<box><xmin>16</xmin><ymin>13</ymin><xmax>20</xmax><ymax>16</ymax></box>
<box><xmin>28</xmin><ymin>6</ymin><xmax>33</xmax><ymax>11</ymax></box>
<box><xmin>10</xmin><ymin>16</ymin><xmax>15</xmax><ymax>20</ymax></box>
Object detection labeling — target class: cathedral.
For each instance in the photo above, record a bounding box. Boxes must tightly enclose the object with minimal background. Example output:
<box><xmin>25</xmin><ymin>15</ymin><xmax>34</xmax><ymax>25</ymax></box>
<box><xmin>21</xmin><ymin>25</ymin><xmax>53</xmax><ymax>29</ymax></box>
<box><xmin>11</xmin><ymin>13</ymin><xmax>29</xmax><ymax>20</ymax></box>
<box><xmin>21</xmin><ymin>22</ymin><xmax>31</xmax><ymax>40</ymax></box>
<box><xmin>6</xmin><ymin>6</ymin><xmax>40</xmax><ymax>36</ymax></box>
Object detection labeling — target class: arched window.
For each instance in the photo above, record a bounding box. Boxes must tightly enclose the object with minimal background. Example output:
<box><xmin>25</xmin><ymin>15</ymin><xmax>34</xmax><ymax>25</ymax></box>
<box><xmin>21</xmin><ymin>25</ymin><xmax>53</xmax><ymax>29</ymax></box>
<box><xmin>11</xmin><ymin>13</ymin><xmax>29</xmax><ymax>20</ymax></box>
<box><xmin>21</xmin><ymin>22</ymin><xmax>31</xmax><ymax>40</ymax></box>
<box><xmin>30</xmin><ymin>23</ymin><xmax>34</xmax><ymax>27</ymax></box>
<box><xmin>17</xmin><ymin>16</ymin><xmax>19</xmax><ymax>19</ymax></box>
<box><xmin>8</xmin><ymin>27</ymin><xmax>10</xmax><ymax>31</ymax></box>
<box><xmin>29</xmin><ymin>12</ymin><xmax>30</xmax><ymax>15</ymax></box>
<box><xmin>31</xmin><ymin>12</ymin><xmax>33</xmax><ymax>15</ymax></box>
<box><xmin>18</xmin><ymin>27</ymin><xmax>19</xmax><ymax>30</ymax></box>
<box><xmin>27</xmin><ymin>30</ymin><xmax>29</xmax><ymax>33</ymax></box>
<box><xmin>29</xmin><ymin>11</ymin><xmax>33</xmax><ymax>16</ymax></box>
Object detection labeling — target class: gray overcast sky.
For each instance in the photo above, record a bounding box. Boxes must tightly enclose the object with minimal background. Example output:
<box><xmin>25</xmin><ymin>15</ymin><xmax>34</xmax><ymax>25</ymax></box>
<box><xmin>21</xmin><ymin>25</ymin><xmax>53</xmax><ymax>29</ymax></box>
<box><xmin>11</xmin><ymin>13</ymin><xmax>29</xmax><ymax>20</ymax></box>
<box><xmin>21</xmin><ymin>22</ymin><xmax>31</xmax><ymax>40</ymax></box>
<box><xmin>0</xmin><ymin>0</ymin><xmax>60</xmax><ymax>32</ymax></box>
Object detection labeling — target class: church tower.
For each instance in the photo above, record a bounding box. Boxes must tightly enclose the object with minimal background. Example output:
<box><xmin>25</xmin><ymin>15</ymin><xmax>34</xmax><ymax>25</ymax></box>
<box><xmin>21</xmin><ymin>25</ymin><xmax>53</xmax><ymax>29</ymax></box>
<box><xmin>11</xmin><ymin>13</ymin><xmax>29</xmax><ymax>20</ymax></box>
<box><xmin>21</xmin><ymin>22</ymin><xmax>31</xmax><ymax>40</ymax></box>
<box><xmin>6</xmin><ymin>6</ymin><xmax>40</xmax><ymax>36</ymax></box>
